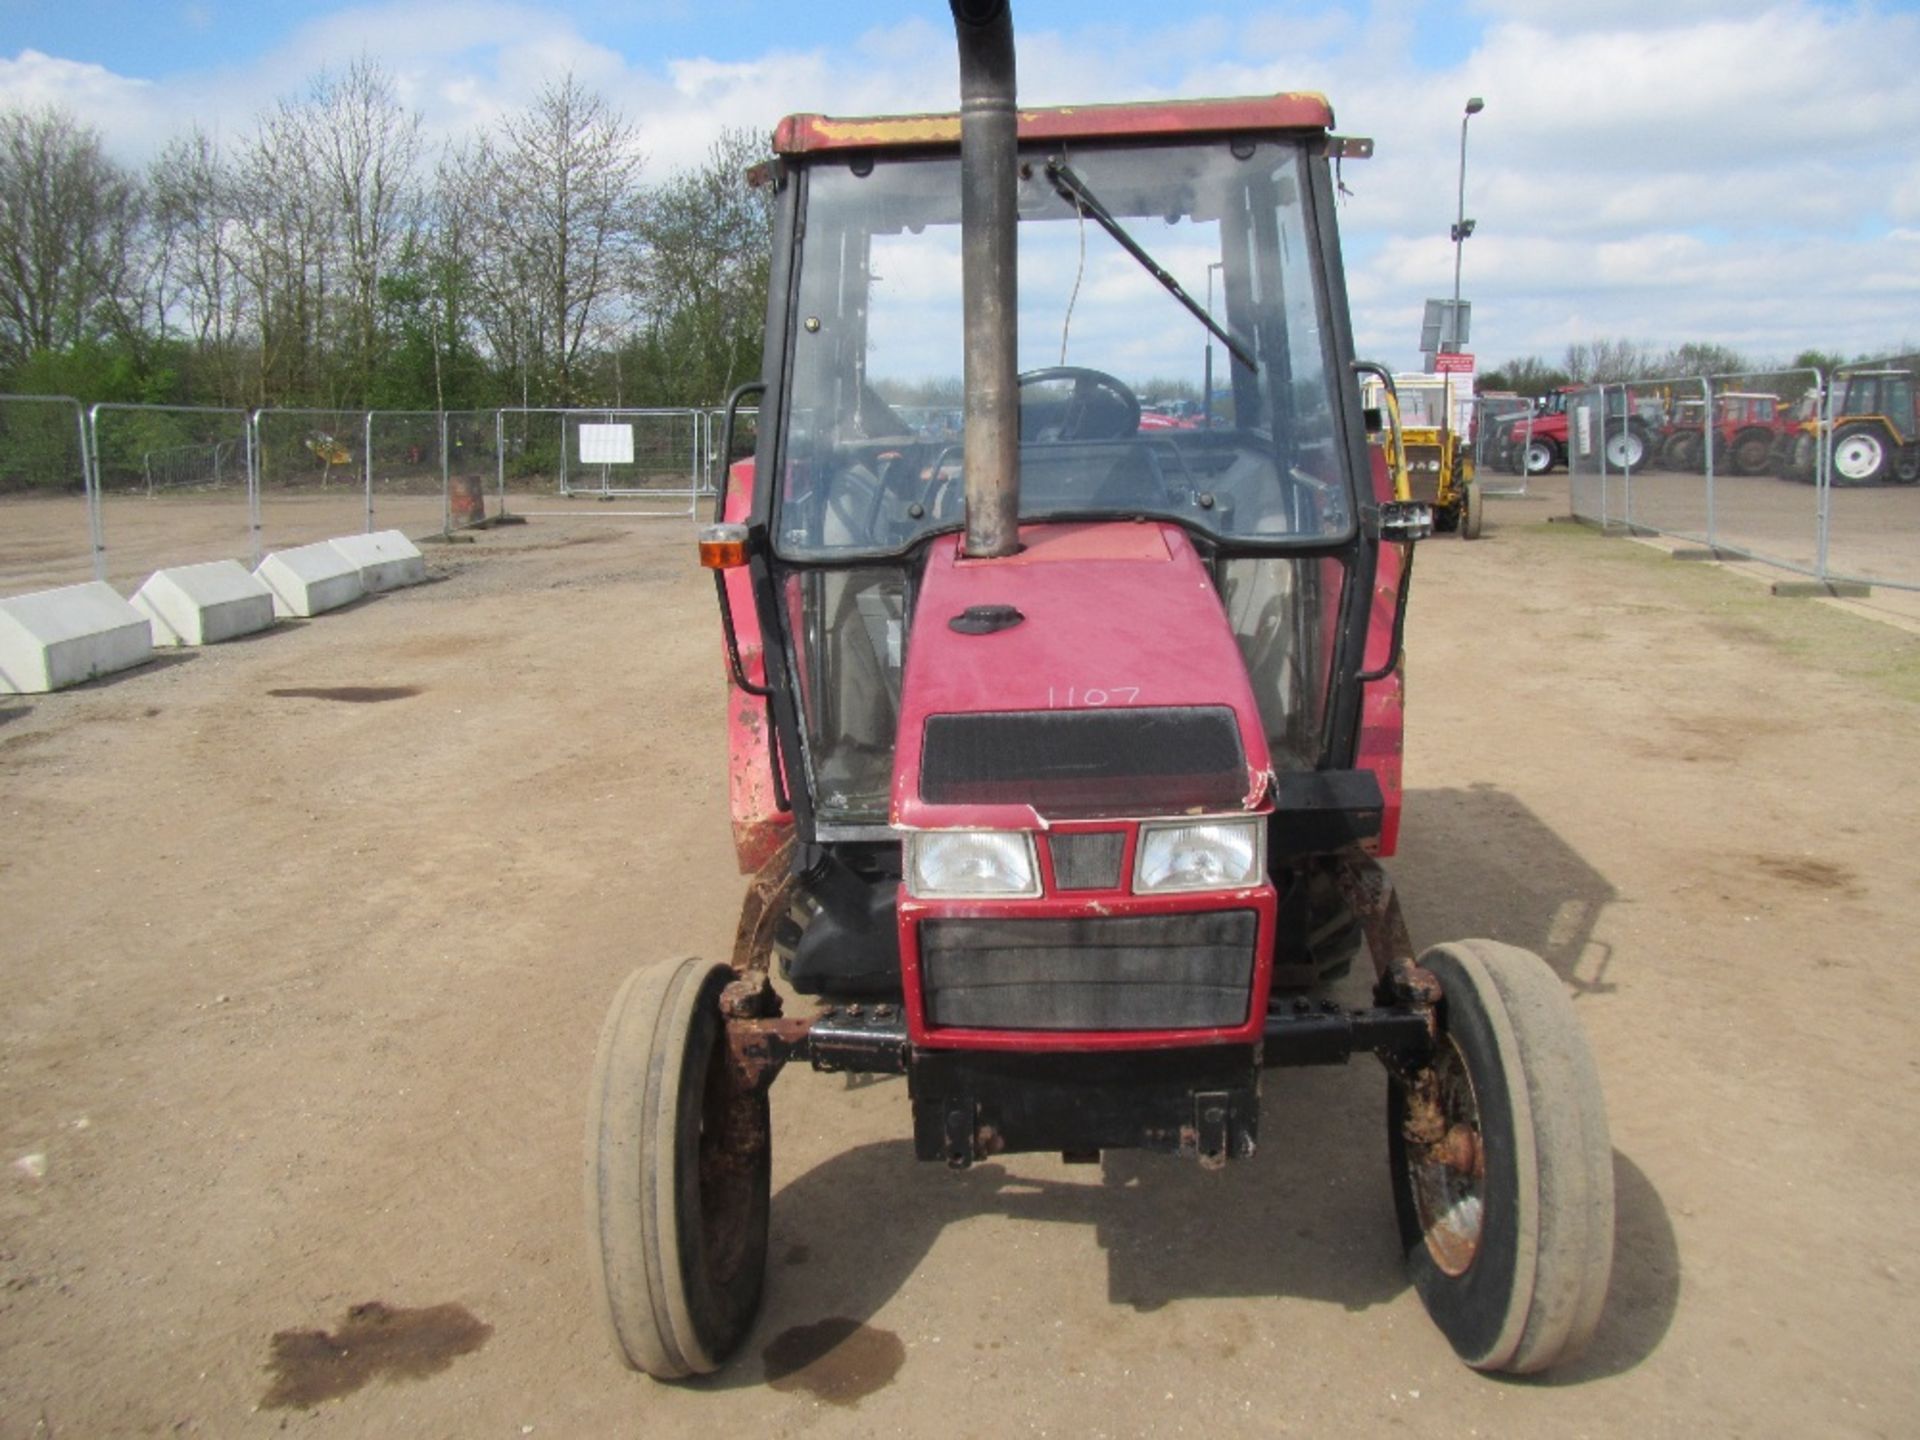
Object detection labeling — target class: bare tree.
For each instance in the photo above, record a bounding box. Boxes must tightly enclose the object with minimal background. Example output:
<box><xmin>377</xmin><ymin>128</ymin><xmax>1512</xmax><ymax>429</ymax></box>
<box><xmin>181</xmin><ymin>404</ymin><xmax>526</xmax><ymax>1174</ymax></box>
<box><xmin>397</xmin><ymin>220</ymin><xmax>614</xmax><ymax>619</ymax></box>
<box><xmin>306</xmin><ymin>59</ymin><xmax>423</xmax><ymax>399</ymax></box>
<box><xmin>149</xmin><ymin>129</ymin><xmax>251</xmax><ymax>401</ymax></box>
<box><xmin>229</xmin><ymin>99</ymin><xmax>341</xmax><ymax>404</ymax></box>
<box><xmin>0</xmin><ymin>108</ymin><xmax>142</xmax><ymax>368</ymax></box>
<box><xmin>1564</xmin><ymin>338</ymin><xmax>1661</xmax><ymax>385</ymax></box>
<box><xmin>475</xmin><ymin>75</ymin><xmax>645</xmax><ymax>405</ymax></box>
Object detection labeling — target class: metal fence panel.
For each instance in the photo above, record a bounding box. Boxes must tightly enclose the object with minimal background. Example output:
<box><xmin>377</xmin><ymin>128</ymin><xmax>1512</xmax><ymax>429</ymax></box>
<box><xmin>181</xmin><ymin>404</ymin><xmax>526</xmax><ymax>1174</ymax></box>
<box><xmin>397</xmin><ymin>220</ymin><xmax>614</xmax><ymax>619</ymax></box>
<box><xmin>1471</xmin><ymin>396</ymin><xmax>1533</xmax><ymax>497</ymax></box>
<box><xmin>251</xmin><ymin>408</ymin><xmax>374</xmax><ymax>558</ymax></box>
<box><xmin>0</xmin><ymin>394</ymin><xmax>95</xmax><ymax>594</ymax></box>
<box><xmin>500</xmin><ymin>408</ymin><xmax>701</xmax><ymax>517</ymax></box>
<box><xmin>362</xmin><ymin>410</ymin><xmax>497</xmax><ymax>538</ymax></box>
<box><xmin>1615</xmin><ymin>375</ymin><xmax>1707</xmax><ymax>542</ymax></box>
<box><xmin>89</xmin><ymin>404</ymin><xmax>253</xmax><ymax>590</ymax></box>
<box><xmin>1697</xmin><ymin>367</ymin><xmax>1825</xmax><ymax>575</ymax></box>
<box><xmin>1567</xmin><ymin>385</ymin><xmax>1608</xmax><ymax>524</ymax></box>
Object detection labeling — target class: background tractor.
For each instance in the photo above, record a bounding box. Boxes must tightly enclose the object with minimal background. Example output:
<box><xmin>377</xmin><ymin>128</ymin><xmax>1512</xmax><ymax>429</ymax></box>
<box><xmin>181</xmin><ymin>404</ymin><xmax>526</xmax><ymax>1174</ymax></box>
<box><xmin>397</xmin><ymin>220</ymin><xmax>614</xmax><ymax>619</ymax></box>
<box><xmin>1658</xmin><ymin>392</ymin><xmax>1784</xmax><ymax>475</ymax></box>
<box><xmin>584</xmin><ymin>0</ymin><xmax>1613</xmax><ymax>1384</ymax></box>
<box><xmin>1824</xmin><ymin>368</ymin><xmax>1919</xmax><ymax>485</ymax></box>
<box><xmin>1493</xmin><ymin>384</ymin><xmax>1658</xmax><ymax>475</ymax></box>
<box><xmin>1367</xmin><ymin>372</ymin><xmax>1482</xmax><ymax>536</ymax></box>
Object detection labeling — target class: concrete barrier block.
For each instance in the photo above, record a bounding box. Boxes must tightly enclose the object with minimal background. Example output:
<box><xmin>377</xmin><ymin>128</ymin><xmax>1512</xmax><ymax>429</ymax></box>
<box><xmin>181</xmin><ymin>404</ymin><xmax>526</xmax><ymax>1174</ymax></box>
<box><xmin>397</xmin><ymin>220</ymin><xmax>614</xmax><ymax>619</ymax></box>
<box><xmin>328</xmin><ymin>530</ymin><xmax>427</xmax><ymax>593</ymax></box>
<box><xmin>254</xmin><ymin>543</ymin><xmax>366</xmax><ymax>618</ymax></box>
<box><xmin>0</xmin><ymin>582</ymin><xmax>155</xmax><ymax>694</ymax></box>
<box><xmin>132</xmin><ymin>561</ymin><xmax>277</xmax><ymax>647</ymax></box>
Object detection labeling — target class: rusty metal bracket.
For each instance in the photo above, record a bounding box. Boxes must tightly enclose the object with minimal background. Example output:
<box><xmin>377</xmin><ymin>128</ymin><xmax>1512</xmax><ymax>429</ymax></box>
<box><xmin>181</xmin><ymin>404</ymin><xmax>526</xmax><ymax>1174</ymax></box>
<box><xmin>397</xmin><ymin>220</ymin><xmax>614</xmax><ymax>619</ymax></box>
<box><xmin>723</xmin><ymin>1015</ymin><xmax>812</xmax><ymax>1093</ymax></box>
<box><xmin>1332</xmin><ymin>855</ymin><xmax>1442</xmax><ymax>1012</ymax></box>
<box><xmin>727</xmin><ymin>835</ymin><xmax>798</xmax><ymax>988</ymax></box>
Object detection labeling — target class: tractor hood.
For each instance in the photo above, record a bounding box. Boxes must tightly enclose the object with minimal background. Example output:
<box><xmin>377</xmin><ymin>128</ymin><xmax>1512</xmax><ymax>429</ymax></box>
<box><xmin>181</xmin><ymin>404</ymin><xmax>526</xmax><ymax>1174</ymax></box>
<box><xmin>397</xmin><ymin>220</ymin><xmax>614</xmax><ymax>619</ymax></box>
<box><xmin>890</xmin><ymin>521</ymin><xmax>1275</xmax><ymax>830</ymax></box>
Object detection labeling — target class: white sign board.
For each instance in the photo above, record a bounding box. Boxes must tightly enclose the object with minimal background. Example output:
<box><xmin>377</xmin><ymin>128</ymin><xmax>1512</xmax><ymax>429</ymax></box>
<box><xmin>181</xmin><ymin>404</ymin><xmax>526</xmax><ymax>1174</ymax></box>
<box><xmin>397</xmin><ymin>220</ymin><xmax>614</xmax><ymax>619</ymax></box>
<box><xmin>578</xmin><ymin>423</ymin><xmax>634</xmax><ymax>466</ymax></box>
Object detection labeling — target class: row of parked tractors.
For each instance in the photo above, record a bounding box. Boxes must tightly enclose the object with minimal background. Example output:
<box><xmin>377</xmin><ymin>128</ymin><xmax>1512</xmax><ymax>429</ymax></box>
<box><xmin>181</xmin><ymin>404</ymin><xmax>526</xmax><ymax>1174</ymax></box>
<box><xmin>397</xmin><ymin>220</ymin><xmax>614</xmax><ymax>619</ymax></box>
<box><xmin>1490</xmin><ymin>367</ymin><xmax>1920</xmax><ymax>486</ymax></box>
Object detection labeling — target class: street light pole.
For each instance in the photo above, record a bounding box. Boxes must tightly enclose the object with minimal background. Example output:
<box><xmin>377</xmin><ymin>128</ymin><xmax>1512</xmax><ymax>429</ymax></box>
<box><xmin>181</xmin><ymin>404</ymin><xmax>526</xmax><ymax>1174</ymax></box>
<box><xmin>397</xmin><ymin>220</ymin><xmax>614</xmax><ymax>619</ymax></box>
<box><xmin>1204</xmin><ymin>260</ymin><xmax>1223</xmax><ymax>428</ymax></box>
<box><xmin>1448</xmin><ymin>96</ymin><xmax>1484</xmax><ymax>354</ymax></box>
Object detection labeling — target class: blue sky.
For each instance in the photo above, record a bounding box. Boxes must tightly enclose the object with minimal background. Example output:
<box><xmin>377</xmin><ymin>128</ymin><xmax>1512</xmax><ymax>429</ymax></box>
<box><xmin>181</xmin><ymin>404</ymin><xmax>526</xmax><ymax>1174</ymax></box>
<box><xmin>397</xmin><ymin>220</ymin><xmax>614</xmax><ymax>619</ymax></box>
<box><xmin>3</xmin><ymin>0</ymin><xmax>1918</xmax><ymax>372</ymax></box>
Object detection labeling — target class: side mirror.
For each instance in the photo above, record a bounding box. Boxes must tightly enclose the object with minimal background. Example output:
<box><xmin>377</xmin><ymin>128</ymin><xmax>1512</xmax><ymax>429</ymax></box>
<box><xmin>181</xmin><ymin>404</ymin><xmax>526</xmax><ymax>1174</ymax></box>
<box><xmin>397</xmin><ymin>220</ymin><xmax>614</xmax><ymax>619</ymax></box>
<box><xmin>1379</xmin><ymin>501</ymin><xmax>1434</xmax><ymax>543</ymax></box>
<box><xmin>1363</xmin><ymin>405</ymin><xmax>1384</xmax><ymax>435</ymax></box>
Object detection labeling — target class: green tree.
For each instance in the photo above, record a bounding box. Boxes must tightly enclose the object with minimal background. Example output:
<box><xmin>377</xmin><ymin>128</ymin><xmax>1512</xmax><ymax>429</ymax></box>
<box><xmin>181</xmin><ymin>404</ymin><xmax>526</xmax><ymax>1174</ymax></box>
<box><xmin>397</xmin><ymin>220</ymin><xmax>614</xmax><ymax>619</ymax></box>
<box><xmin>629</xmin><ymin>129</ymin><xmax>774</xmax><ymax>407</ymax></box>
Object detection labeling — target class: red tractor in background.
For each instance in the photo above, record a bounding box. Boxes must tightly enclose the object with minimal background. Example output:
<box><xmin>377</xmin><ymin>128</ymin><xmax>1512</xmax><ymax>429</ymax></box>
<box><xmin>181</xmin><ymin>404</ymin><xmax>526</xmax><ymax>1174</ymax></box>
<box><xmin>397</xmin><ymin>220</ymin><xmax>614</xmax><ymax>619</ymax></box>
<box><xmin>1492</xmin><ymin>385</ymin><xmax>1654</xmax><ymax>475</ymax></box>
<box><xmin>584</xmin><ymin>0</ymin><xmax>1614</xmax><ymax>1384</ymax></box>
<box><xmin>1658</xmin><ymin>392</ymin><xmax>1785</xmax><ymax>475</ymax></box>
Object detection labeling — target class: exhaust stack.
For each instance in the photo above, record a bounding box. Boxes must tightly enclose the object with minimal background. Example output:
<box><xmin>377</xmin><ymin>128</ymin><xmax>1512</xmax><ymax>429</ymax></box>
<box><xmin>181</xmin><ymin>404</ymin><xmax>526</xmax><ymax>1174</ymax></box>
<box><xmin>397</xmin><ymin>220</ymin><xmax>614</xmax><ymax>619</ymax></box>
<box><xmin>950</xmin><ymin>0</ymin><xmax>1020</xmax><ymax>558</ymax></box>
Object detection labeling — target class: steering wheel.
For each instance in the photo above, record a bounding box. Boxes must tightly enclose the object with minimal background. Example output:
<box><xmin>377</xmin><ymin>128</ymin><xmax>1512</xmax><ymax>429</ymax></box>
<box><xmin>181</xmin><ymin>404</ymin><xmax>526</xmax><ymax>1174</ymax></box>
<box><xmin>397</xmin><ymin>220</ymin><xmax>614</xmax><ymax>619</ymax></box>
<box><xmin>1017</xmin><ymin>366</ymin><xmax>1142</xmax><ymax>442</ymax></box>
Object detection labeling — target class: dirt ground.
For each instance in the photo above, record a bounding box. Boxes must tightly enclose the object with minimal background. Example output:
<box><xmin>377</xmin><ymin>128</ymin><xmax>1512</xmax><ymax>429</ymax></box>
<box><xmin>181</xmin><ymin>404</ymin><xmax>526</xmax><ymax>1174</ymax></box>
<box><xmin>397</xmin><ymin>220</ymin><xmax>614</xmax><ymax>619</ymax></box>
<box><xmin>3</xmin><ymin>489</ymin><xmax>1918</xmax><ymax>1438</ymax></box>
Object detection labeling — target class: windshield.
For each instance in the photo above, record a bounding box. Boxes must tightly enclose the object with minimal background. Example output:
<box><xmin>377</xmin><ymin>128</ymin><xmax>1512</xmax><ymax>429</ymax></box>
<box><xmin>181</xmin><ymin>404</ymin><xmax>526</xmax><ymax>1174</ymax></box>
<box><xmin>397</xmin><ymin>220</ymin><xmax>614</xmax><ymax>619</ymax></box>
<box><xmin>774</xmin><ymin>139</ymin><xmax>1352</xmax><ymax>559</ymax></box>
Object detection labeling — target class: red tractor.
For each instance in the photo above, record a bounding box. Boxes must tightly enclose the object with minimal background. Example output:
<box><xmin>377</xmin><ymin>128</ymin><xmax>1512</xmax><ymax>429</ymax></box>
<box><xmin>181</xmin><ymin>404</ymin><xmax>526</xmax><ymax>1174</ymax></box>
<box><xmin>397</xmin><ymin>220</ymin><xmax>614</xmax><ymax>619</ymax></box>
<box><xmin>584</xmin><ymin>0</ymin><xmax>1613</xmax><ymax>1382</ymax></box>
<box><xmin>1494</xmin><ymin>385</ymin><xmax>1655</xmax><ymax>475</ymax></box>
<box><xmin>1658</xmin><ymin>392</ymin><xmax>1785</xmax><ymax>475</ymax></box>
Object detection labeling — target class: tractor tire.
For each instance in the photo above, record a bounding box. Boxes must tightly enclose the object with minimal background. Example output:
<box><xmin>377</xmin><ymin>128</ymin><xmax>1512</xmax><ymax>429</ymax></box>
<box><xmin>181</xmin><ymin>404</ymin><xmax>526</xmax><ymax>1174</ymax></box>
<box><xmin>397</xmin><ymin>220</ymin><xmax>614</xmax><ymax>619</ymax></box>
<box><xmin>1893</xmin><ymin>447</ymin><xmax>1920</xmax><ymax>485</ymax></box>
<box><xmin>1461</xmin><ymin>480</ymin><xmax>1484</xmax><ymax>540</ymax></box>
<box><xmin>1830</xmin><ymin>424</ymin><xmax>1891</xmax><ymax>486</ymax></box>
<box><xmin>1660</xmin><ymin>431</ymin><xmax>1700</xmax><ymax>472</ymax></box>
<box><xmin>1388</xmin><ymin>940</ymin><xmax>1614</xmax><ymax>1375</ymax></box>
<box><xmin>1730</xmin><ymin>428</ymin><xmax>1773</xmax><ymax>476</ymax></box>
<box><xmin>1602</xmin><ymin>424</ymin><xmax>1647</xmax><ymax>471</ymax></box>
<box><xmin>585</xmin><ymin>957</ymin><xmax>770</xmax><ymax>1378</ymax></box>
<box><xmin>1523</xmin><ymin>439</ymin><xmax>1557</xmax><ymax>476</ymax></box>
<box><xmin>1781</xmin><ymin>431</ymin><xmax>1817</xmax><ymax>483</ymax></box>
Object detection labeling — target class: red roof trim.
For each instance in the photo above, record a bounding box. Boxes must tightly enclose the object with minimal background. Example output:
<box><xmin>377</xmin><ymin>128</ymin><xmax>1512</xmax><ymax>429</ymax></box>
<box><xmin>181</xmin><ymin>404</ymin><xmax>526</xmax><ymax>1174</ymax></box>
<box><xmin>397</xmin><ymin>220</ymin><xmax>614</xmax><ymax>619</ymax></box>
<box><xmin>772</xmin><ymin>93</ymin><xmax>1335</xmax><ymax>157</ymax></box>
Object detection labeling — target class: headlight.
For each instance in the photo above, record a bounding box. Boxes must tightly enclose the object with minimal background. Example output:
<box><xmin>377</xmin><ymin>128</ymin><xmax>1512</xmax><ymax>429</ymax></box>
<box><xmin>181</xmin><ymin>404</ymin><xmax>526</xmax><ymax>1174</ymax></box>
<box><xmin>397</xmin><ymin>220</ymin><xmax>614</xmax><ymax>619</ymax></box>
<box><xmin>906</xmin><ymin>831</ymin><xmax>1041</xmax><ymax>898</ymax></box>
<box><xmin>1134</xmin><ymin>818</ymin><xmax>1264</xmax><ymax>894</ymax></box>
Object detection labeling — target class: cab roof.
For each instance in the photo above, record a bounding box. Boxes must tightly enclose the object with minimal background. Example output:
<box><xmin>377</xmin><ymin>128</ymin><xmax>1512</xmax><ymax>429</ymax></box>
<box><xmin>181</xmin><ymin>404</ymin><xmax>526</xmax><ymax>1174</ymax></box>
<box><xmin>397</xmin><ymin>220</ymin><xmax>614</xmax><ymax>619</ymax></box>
<box><xmin>772</xmin><ymin>93</ymin><xmax>1336</xmax><ymax>157</ymax></box>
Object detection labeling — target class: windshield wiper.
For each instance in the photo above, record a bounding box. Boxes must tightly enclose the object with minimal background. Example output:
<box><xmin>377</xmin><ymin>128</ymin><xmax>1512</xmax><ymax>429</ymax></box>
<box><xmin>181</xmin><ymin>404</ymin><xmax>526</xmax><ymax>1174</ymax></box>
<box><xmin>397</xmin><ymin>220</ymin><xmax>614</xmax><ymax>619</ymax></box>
<box><xmin>1045</xmin><ymin>158</ymin><xmax>1258</xmax><ymax>373</ymax></box>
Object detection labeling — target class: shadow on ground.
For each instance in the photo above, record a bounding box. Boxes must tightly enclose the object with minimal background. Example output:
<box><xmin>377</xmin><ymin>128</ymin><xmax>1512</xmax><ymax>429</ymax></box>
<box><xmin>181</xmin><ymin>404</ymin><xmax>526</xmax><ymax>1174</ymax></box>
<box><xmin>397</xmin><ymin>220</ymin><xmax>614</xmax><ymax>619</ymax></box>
<box><xmin>715</xmin><ymin>1119</ymin><xmax>1675</xmax><ymax>1390</ymax></box>
<box><xmin>1396</xmin><ymin>785</ymin><xmax>1620</xmax><ymax>996</ymax></box>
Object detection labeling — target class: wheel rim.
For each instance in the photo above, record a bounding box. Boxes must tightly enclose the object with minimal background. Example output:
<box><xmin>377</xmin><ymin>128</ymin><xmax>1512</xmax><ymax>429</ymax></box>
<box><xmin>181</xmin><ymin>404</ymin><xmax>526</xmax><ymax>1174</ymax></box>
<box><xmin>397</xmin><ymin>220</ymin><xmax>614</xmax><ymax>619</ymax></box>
<box><xmin>1604</xmin><ymin>431</ymin><xmax>1644</xmax><ymax>468</ymax></box>
<box><xmin>1834</xmin><ymin>433</ymin><xmax>1884</xmax><ymax>481</ymax></box>
<box><xmin>696</xmin><ymin>1028</ymin><xmax>767</xmax><ymax>1291</ymax></box>
<box><xmin>1403</xmin><ymin>1038</ymin><xmax>1487</xmax><ymax>1277</ymax></box>
<box><xmin>1525</xmin><ymin>442</ymin><xmax>1552</xmax><ymax>473</ymax></box>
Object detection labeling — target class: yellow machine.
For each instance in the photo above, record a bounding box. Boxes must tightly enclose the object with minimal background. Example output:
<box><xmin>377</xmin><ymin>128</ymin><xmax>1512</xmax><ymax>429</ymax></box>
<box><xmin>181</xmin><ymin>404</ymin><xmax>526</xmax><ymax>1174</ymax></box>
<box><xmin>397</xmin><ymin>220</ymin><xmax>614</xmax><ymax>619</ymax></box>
<box><xmin>304</xmin><ymin>433</ymin><xmax>355</xmax><ymax>477</ymax></box>
<box><xmin>1367</xmin><ymin>373</ymin><xmax>1482</xmax><ymax>539</ymax></box>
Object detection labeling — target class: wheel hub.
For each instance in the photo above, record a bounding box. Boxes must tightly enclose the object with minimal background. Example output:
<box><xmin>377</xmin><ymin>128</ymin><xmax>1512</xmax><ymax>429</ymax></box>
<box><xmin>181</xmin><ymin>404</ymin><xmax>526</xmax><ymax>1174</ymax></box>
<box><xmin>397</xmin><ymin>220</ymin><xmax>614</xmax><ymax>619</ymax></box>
<box><xmin>1835</xmin><ymin>433</ymin><xmax>1884</xmax><ymax>481</ymax></box>
<box><xmin>1402</xmin><ymin>1039</ymin><xmax>1485</xmax><ymax>1277</ymax></box>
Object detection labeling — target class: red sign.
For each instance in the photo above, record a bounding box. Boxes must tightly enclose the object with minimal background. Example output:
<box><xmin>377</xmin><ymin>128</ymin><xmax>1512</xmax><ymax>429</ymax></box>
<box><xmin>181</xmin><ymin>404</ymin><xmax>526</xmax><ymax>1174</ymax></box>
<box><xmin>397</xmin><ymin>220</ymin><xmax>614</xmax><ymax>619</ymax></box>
<box><xmin>1434</xmin><ymin>351</ymin><xmax>1476</xmax><ymax>373</ymax></box>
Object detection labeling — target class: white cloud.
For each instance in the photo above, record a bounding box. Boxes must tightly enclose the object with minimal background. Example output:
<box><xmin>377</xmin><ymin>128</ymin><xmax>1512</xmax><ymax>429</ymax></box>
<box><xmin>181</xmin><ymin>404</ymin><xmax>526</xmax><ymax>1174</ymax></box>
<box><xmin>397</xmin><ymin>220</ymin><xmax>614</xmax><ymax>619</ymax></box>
<box><xmin>0</xmin><ymin>49</ymin><xmax>162</xmax><ymax>132</ymax></box>
<box><xmin>1</xmin><ymin>1</ymin><xmax>1915</xmax><ymax>367</ymax></box>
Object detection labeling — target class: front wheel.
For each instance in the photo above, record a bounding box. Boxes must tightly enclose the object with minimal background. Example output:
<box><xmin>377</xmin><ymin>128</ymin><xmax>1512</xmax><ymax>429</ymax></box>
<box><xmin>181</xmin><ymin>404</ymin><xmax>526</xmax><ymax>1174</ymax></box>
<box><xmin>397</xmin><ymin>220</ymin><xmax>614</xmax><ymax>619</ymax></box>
<box><xmin>1730</xmin><ymin>428</ymin><xmax>1773</xmax><ymax>476</ymax></box>
<box><xmin>1830</xmin><ymin>424</ymin><xmax>1891</xmax><ymax>486</ymax></box>
<box><xmin>1523</xmin><ymin>439</ymin><xmax>1557</xmax><ymax>476</ymax></box>
<box><xmin>585</xmin><ymin>957</ymin><xmax>771</xmax><ymax>1378</ymax></box>
<box><xmin>1660</xmin><ymin>431</ymin><xmax>1700</xmax><ymax>472</ymax></box>
<box><xmin>1388</xmin><ymin>940</ymin><xmax>1614</xmax><ymax>1374</ymax></box>
<box><xmin>1461</xmin><ymin>480</ymin><xmax>1484</xmax><ymax>540</ymax></box>
<box><xmin>1602</xmin><ymin>425</ymin><xmax>1646</xmax><ymax>470</ymax></box>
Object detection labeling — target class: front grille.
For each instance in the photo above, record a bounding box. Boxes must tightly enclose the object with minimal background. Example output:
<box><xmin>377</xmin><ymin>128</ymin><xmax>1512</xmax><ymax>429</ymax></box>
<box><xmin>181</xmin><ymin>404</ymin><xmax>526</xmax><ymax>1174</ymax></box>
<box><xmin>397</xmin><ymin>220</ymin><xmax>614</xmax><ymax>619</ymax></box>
<box><xmin>1049</xmin><ymin>832</ymin><xmax>1125</xmax><ymax>890</ymax></box>
<box><xmin>921</xmin><ymin>707</ymin><xmax>1246</xmax><ymax>818</ymax></box>
<box><xmin>1403</xmin><ymin>445</ymin><xmax>1443</xmax><ymax>504</ymax></box>
<box><xmin>919</xmin><ymin>911</ymin><xmax>1257</xmax><ymax>1031</ymax></box>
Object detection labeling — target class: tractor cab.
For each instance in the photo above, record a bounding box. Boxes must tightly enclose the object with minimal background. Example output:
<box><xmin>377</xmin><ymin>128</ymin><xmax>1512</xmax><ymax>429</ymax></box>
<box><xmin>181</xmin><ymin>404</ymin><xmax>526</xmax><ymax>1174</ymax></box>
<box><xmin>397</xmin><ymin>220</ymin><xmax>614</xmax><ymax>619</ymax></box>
<box><xmin>585</xmin><ymin>0</ymin><xmax>1613</xmax><ymax>1387</ymax></box>
<box><xmin>736</xmin><ymin>98</ymin><xmax>1380</xmax><ymax>886</ymax></box>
